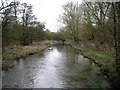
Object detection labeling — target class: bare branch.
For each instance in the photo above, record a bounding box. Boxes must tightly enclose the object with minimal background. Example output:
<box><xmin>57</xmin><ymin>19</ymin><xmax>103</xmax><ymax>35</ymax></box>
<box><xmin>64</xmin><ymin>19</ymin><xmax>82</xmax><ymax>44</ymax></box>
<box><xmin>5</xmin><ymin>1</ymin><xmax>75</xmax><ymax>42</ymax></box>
<box><xmin>0</xmin><ymin>1</ymin><xmax>14</xmax><ymax>11</ymax></box>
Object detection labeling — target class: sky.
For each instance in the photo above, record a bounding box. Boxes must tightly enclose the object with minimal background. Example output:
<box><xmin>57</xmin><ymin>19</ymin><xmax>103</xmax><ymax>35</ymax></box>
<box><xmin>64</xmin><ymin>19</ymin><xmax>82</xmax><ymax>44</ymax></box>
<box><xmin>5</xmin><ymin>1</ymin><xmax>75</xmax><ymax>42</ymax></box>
<box><xmin>1</xmin><ymin>0</ymin><xmax>120</xmax><ymax>32</ymax></box>
<box><xmin>20</xmin><ymin>0</ymin><xmax>82</xmax><ymax>32</ymax></box>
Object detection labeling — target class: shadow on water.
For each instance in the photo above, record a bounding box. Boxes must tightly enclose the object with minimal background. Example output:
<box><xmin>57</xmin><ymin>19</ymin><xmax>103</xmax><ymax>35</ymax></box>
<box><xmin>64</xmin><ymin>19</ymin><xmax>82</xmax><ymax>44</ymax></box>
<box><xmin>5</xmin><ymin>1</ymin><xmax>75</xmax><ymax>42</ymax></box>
<box><xmin>2</xmin><ymin>44</ymin><xmax>111</xmax><ymax>88</ymax></box>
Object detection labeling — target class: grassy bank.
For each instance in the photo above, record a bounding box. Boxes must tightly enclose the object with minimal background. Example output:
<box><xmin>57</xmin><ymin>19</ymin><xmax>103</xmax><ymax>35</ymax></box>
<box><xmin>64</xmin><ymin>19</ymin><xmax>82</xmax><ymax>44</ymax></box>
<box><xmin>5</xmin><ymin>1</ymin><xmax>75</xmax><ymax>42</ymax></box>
<box><xmin>2</xmin><ymin>41</ymin><xmax>50</xmax><ymax>70</ymax></box>
<box><xmin>65</xmin><ymin>41</ymin><xmax>116</xmax><ymax>80</ymax></box>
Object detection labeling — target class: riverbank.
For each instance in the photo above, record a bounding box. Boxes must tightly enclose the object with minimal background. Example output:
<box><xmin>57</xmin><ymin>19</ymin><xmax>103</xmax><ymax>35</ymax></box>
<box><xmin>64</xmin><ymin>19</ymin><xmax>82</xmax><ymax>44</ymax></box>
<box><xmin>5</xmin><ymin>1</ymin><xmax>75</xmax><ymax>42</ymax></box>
<box><xmin>65</xmin><ymin>41</ymin><xmax>118</xmax><ymax>88</ymax></box>
<box><xmin>2</xmin><ymin>41</ymin><xmax>50</xmax><ymax>70</ymax></box>
<box><xmin>2</xmin><ymin>44</ymin><xmax>111</xmax><ymax>88</ymax></box>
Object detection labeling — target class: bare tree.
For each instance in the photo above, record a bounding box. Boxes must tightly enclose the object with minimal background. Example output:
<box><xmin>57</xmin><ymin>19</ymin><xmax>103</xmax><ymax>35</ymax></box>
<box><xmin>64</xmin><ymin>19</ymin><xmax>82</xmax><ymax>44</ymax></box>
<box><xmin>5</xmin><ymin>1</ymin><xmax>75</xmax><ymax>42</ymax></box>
<box><xmin>0</xmin><ymin>0</ymin><xmax>14</xmax><ymax>11</ymax></box>
<box><xmin>62</xmin><ymin>2</ymin><xmax>82</xmax><ymax>44</ymax></box>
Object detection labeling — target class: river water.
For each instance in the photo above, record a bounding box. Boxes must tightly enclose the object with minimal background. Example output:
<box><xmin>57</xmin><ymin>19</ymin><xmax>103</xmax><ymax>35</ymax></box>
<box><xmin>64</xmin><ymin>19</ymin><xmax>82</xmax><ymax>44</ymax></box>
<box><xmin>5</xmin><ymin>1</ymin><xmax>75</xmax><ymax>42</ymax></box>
<box><xmin>2</xmin><ymin>45</ymin><xmax>111</xmax><ymax>88</ymax></box>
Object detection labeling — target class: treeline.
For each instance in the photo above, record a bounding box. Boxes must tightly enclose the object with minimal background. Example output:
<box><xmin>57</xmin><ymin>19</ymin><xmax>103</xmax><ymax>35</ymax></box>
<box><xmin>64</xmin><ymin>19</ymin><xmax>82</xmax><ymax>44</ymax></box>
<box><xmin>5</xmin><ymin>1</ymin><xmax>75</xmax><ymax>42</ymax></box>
<box><xmin>1</xmin><ymin>0</ymin><xmax>51</xmax><ymax>46</ymax></box>
<box><xmin>56</xmin><ymin>1</ymin><xmax>120</xmax><ymax>87</ymax></box>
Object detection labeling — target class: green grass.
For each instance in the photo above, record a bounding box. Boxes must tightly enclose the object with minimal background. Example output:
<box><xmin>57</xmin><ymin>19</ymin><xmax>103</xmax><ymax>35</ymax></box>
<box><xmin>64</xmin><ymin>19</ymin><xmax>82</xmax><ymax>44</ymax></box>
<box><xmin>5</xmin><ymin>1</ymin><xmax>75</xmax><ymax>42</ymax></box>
<box><xmin>81</xmin><ymin>47</ymin><xmax>115</xmax><ymax>74</ymax></box>
<box><xmin>2</xmin><ymin>51</ymin><xmax>16</xmax><ymax>69</ymax></box>
<box><xmin>3</xmin><ymin>51</ymin><xmax>16</xmax><ymax>61</ymax></box>
<box><xmin>65</xmin><ymin>41</ymin><xmax>116</xmax><ymax>75</ymax></box>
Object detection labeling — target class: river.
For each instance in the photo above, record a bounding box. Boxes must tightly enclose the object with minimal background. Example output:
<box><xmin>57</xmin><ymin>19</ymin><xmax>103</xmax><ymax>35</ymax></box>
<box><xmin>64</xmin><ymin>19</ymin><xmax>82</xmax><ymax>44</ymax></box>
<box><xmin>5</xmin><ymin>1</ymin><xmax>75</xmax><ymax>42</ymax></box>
<box><xmin>2</xmin><ymin>44</ymin><xmax>111</xmax><ymax>88</ymax></box>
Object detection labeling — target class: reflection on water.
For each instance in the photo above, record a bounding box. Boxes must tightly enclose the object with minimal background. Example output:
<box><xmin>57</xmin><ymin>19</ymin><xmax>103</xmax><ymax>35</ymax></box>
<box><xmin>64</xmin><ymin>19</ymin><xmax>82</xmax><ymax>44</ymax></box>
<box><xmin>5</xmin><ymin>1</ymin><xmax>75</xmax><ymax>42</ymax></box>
<box><xmin>2</xmin><ymin>45</ymin><xmax>111</xmax><ymax>88</ymax></box>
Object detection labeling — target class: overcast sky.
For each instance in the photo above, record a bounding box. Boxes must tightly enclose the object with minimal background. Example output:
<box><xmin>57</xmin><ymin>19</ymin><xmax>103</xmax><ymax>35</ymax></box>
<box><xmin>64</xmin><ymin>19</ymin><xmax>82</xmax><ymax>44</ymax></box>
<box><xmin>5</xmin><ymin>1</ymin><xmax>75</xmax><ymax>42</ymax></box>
<box><xmin>1</xmin><ymin>0</ymin><xmax>120</xmax><ymax>32</ymax></box>
<box><xmin>20</xmin><ymin>0</ymin><xmax>82</xmax><ymax>32</ymax></box>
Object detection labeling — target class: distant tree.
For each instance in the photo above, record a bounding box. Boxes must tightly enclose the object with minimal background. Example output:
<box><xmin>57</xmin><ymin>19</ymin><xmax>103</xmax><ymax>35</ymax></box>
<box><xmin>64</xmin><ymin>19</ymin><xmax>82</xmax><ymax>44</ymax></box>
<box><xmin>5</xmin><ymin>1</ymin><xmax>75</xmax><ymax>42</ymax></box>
<box><xmin>61</xmin><ymin>2</ymin><xmax>83</xmax><ymax>44</ymax></box>
<box><xmin>21</xmin><ymin>3</ymin><xmax>35</xmax><ymax>45</ymax></box>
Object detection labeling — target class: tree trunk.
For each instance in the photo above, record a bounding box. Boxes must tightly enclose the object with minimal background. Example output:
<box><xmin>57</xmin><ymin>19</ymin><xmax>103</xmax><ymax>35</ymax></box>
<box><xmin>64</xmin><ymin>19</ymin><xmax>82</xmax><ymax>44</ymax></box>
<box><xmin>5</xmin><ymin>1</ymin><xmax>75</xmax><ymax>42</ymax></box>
<box><xmin>116</xmin><ymin>2</ymin><xmax>120</xmax><ymax>85</ymax></box>
<box><xmin>113</xmin><ymin>2</ymin><xmax>120</xmax><ymax>87</ymax></box>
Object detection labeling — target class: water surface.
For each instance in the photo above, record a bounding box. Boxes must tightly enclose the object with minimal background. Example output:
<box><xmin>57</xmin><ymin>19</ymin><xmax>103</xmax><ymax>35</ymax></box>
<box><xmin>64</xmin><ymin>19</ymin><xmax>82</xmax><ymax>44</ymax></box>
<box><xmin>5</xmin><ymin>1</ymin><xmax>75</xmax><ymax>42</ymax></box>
<box><xmin>2</xmin><ymin>45</ymin><xmax>110</xmax><ymax>88</ymax></box>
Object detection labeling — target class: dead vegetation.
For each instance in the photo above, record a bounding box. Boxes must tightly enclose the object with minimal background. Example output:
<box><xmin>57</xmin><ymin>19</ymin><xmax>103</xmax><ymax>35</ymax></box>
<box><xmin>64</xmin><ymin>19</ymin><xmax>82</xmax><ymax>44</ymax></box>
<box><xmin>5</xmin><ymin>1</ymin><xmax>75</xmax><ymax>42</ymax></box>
<box><xmin>2</xmin><ymin>41</ymin><xmax>50</xmax><ymax>70</ymax></box>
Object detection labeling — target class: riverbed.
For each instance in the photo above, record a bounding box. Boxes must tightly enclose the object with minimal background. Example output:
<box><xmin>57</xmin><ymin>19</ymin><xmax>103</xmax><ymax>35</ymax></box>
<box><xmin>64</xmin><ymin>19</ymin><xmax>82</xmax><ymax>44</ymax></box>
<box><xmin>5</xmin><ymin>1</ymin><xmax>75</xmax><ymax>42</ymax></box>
<box><xmin>2</xmin><ymin>44</ymin><xmax>111</xmax><ymax>88</ymax></box>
